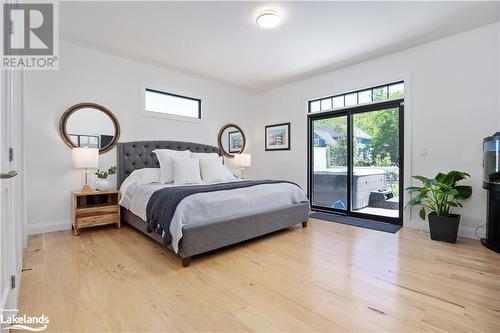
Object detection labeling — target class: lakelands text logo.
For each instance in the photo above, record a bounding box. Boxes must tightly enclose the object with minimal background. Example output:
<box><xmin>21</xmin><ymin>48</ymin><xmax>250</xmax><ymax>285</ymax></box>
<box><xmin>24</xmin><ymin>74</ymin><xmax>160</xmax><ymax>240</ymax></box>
<box><xmin>1</xmin><ymin>309</ymin><xmax>49</xmax><ymax>331</ymax></box>
<box><xmin>2</xmin><ymin>1</ymin><xmax>58</xmax><ymax>70</ymax></box>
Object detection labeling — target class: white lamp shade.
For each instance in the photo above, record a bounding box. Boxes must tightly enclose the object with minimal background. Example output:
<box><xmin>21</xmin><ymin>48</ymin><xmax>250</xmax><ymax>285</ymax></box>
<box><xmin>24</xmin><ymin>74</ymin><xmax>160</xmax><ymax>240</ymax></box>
<box><xmin>235</xmin><ymin>153</ymin><xmax>251</xmax><ymax>168</ymax></box>
<box><xmin>72</xmin><ymin>147</ymin><xmax>99</xmax><ymax>169</ymax></box>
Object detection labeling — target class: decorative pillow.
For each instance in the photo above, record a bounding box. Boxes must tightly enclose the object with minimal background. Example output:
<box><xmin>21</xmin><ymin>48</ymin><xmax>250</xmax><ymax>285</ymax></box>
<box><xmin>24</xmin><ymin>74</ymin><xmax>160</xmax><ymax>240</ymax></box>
<box><xmin>153</xmin><ymin>149</ymin><xmax>191</xmax><ymax>184</ymax></box>
<box><xmin>172</xmin><ymin>157</ymin><xmax>203</xmax><ymax>185</ymax></box>
<box><xmin>129</xmin><ymin>168</ymin><xmax>161</xmax><ymax>185</ymax></box>
<box><xmin>199</xmin><ymin>158</ymin><xmax>226</xmax><ymax>183</ymax></box>
<box><xmin>222</xmin><ymin>165</ymin><xmax>237</xmax><ymax>180</ymax></box>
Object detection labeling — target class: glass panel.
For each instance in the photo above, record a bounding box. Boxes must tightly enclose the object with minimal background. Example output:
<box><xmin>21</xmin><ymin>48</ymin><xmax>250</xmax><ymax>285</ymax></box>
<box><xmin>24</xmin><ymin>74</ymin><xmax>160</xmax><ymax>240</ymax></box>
<box><xmin>351</xmin><ymin>108</ymin><xmax>400</xmax><ymax>218</ymax></box>
<box><xmin>88</xmin><ymin>136</ymin><xmax>99</xmax><ymax>148</ymax></box>
<box><xmin>345</xmin><ymin>93</ymin><xmax>357</xmax><ymax>106</ymax></box>
<box><xmin>372</xmin><ymin>87</ymin><xmax>388</xmax><ymax>101</ymax></box>
<box><xmin>310</xmin><ymin>100</ymin><xmax>321</xmax><ymax>112</ymax></box>
<box><xmin>484</xmin><ymin>136</ymin><xmax>500</xmax><ymax>183</ymax></box>
<box><xmin>79</xmin><ymin>136</ymin><xmax>89</xmax><ymax>146</ymax></box>
<box><xmin>388</xmin><ymin>83</ymin><xmax>404</xmax><ymax>98</ymax></box>
<box><xmin>320</xmin><ymin>98</ymin><xmax>332</xmax><ymax>110</ymax></box>
<box><xmin>312</xmin><ymin>116</ymin><xmax>348</xmax><ymax>210</ymax></box>
<box><xmin>145</xmin><ymin>89</ymin><xmax>200</xmax><ymax>118</ymax></box>
<box><xmin>358</xmin><ymin>90</ymin><xmax>372</xmax><ymax>104</ymax></box>
<box><xmin>69</xmin><ymin>134</ymin><xmax>79</xmax><ymax>146</ymax></box>
<box><xmin>332</xmin><ymin>95</ymin><xmax>344</xmax><ymax>108</ymax></box>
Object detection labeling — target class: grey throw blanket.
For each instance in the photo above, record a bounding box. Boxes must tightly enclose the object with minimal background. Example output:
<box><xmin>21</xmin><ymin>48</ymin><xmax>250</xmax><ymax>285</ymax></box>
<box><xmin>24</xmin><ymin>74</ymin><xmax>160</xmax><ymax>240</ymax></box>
<box><xmin>146</xmin><ymin>180</ymin><xmax>298</xmax><ymax>243</ymax></box>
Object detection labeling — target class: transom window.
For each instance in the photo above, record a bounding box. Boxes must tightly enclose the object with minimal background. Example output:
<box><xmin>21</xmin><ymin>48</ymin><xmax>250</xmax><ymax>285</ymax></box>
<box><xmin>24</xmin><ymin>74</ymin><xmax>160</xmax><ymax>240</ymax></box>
<box><xmin>144</xmin><ymin>88</ymin><xmax>201</xmax><ymax>119</ymax></box>
<box><xmin>309</xmin><ymin>81</ymin><xmax>404</xmax><ymax>113</ymax></box>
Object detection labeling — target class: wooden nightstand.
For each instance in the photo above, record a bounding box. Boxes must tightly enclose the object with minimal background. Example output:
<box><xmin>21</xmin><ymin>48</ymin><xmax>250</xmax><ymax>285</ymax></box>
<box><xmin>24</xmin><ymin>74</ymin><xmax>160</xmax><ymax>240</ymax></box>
<box><xmin>72</xmin><ymin>190</ymin><xmax>121</xmax><ymax>235</ymax></box>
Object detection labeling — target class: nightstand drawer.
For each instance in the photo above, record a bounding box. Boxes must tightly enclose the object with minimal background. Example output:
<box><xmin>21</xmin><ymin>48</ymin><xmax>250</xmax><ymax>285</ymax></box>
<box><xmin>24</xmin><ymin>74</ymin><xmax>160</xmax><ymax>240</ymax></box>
<box><xmin>77</xmin><ymin>213</ymin><xmax>119</xmax><ymax>227</ymax></box>
<box><xmin>76</xmin><ymin>206</ymin><xmax>119</xmax><ymax>217</ymax></box>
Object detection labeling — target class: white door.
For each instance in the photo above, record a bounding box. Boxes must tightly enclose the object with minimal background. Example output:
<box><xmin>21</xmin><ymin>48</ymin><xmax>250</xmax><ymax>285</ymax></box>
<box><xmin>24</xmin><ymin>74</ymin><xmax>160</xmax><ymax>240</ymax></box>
<box><xmin>0</xmin><ymin>63</ymin><xmax>24</xmax><ymax>318</ymax></box>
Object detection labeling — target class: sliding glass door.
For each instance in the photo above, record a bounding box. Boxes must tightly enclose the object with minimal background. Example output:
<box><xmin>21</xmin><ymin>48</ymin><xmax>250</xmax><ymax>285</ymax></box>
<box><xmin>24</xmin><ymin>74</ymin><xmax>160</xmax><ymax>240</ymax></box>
<box><xmin>308</xmin><ymin>99</ymin><xmax>404</xmax><ymax>224</ymax></box>
<box><xmin>351</xmin><ymin>107</ymin><xmax>401</xmax><ymax>219</ymax></box>
<box><xmin>311</xmin><ymin>113</ymin><xmax>349</xmax><ymax>212</ymax></box>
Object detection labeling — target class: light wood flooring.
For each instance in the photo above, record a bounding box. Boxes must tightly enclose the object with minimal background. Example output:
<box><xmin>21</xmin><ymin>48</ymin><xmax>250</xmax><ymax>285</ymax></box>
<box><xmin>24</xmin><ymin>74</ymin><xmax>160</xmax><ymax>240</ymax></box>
<box><xmin>18</xmin><ymin>218</ymin><xmax>500</xmax><ymax>332</ymax></box>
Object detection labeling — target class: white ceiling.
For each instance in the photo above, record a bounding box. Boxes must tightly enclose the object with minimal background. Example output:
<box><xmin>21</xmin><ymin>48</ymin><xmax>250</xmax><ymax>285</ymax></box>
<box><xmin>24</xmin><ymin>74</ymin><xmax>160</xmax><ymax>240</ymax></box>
<box><xmin>61</xmin><ymin>1</ymin><xmax>500</xmax><ymax>91</ymax></box>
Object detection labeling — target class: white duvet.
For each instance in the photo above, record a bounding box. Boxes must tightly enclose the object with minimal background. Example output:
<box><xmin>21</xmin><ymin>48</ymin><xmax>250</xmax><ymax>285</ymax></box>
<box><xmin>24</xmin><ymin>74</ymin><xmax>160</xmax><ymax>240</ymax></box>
<box><xmin>119</xmin><ymin>179</ymin><xmax>308</xmax><ymax>253</ymax></box>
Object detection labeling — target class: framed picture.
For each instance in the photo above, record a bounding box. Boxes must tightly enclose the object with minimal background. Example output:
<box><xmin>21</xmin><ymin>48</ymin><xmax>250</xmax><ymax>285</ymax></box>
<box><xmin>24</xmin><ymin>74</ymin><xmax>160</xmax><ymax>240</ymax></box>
<box><xmin>265</xmin><ymin>122</ymin><xmax>291</xmax><ymax>151</ymax></box>
<box><xmin>228</xmin><ymin>130</ymin><xmax>243</xmax><ymax>153</ymax></box>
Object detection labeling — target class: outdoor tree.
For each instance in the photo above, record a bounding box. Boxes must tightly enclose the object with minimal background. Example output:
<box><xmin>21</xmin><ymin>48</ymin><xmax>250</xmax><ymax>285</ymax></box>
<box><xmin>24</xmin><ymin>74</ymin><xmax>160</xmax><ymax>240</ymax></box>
<box><xmin>313</xmin><ymin>117</ymin><xmax>347</xmax><ymax>167</ymax></box>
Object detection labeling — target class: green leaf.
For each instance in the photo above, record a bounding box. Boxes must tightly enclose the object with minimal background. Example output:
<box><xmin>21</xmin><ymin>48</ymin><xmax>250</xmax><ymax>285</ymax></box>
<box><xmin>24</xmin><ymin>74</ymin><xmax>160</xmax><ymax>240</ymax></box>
<box><xmin>407</xmin><ymin>196</ymin><xmax>423</xmax><ymax>206</ymax></box>
<box><xmin>440</xmin><ymin>171</ymin><xmax>470</xmax><ymax>186</ymax></box>
<box><xmin>442</xmin><ymin>188</ymin><xmax>459</xmax><ymax>196</ymax></box>
<box><xmin>413</xmin><ymin>175</ymin><xmax>432</xmax><ymax>185</ymax></box>
<box><xmin>454</xmin><ymin>185</ymin><xmax>472</xmax><ymax>199</ymax></box>
<box><xmin>419</xmin><ymin>207</ymin><xmax>426</xmax><ymax>220</ymax></box>
<box><xmin>435</xmin><ymin>172</ymin><xmax>447</xmax><ymax>183</ymax></box>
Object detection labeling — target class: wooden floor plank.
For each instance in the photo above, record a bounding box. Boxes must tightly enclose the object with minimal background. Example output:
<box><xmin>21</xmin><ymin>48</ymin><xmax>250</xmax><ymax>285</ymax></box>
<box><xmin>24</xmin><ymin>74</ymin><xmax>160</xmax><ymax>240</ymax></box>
<box><xmin>17</xmin><ymin>219</ymin><xmax>500</xmax><ymax>332</ymax></box>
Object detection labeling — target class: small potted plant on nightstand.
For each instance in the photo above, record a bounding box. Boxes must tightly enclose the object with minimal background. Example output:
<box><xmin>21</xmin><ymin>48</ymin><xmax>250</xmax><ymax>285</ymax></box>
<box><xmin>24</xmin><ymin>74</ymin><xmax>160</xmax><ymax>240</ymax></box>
<box><xmin>406</xmin><ymin>171</ymin><xmax>472</xmax><ymax>243</ymax></box>
<box><xmin>95</xmin><ymin>166</ymin><xmax>117</xmax><ymax>191</ymax></box>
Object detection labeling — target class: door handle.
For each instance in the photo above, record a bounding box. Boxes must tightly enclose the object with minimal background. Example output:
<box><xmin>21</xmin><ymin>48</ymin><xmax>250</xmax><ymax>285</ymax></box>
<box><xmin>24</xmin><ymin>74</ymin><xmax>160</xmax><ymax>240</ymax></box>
<box><xmin>0</xmin><ymin>170</ymin><xmax>17</xmax><ymax>179</ymax></box>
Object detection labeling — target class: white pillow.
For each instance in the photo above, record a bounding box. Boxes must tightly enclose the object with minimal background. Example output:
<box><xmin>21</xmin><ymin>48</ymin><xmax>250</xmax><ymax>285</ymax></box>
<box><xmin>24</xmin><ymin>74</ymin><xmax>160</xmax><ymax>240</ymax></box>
<box><xmin>191</xmin><ymin>152</ymin><xmax>236</xmax><ymax>180</ymax></box>
<box><xmin>153</xmin><ymin>149</ymin><xmax>191</xmax><ymax>184</ymax></box>
<box><xmin>129</xmin><ymin>168</ymin><xmax>161</xmax><ymax>185</ymax></box>
<box><xmin>172</xmin><ymin>158</ymin><xmax>203</xmax><ymax>185</ymax></box>
<box><xmin>222</xmin><ymin>165</ymin><xmax>237</xmax><ymax>180</ymax></box>
<box><xmin>191</xmin><ymin>152</ymin><xmax>220</xmax><ymax>160</ymax></box>
<box><xmin>191</xmin><ymin>152</ymin><xmax>225</xmax><ymax>166</ymax></box>
<box><xmin>199</xmin><ymin>158</ymin><xmax>226</xmax><ymax>183</ymax></box>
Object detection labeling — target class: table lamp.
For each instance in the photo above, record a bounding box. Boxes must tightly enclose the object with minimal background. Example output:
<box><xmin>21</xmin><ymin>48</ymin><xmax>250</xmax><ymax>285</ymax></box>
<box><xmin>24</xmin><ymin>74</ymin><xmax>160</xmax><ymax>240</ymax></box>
<box><xmin>73</xmin><ymin>147</ymin><xmax>99</xmax><ymax>192</ymax></box>
<box><xmin>234</xmin><ymin>153</ymin><xmax>251</xmax><ymax>179</ymax></box>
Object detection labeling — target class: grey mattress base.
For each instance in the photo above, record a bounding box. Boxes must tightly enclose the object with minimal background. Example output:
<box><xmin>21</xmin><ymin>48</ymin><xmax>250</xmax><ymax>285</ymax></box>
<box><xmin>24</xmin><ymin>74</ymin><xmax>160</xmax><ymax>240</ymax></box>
<box><xmin>122</xmin><ymin>202</ymin><xmax>310</xmax><ymax>258</ymax></box>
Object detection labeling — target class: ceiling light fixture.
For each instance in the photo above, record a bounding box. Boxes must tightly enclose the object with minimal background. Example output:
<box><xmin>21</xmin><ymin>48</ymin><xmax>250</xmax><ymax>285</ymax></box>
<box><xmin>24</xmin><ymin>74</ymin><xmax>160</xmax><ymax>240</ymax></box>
<box><xmin>256</xmin><ymin>11</ymin><xmax>281</xmax><ymax>29</ymax></box>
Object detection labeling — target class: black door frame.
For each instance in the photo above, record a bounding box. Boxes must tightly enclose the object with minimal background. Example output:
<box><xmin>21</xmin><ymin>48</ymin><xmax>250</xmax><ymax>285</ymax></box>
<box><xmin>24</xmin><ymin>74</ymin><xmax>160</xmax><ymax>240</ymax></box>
<box><xmin>307</xmin><ymin>98</ymin><xmax>404</xmax><ymax>225</ymax></box>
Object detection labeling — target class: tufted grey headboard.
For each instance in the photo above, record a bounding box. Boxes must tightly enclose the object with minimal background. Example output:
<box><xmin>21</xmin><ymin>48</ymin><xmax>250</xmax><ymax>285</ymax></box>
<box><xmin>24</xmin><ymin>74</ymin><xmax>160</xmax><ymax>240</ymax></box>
<box><xmin>117</xmin><ymin>140</ymin><xmax>222</xmax><ymax>187</ymax></box>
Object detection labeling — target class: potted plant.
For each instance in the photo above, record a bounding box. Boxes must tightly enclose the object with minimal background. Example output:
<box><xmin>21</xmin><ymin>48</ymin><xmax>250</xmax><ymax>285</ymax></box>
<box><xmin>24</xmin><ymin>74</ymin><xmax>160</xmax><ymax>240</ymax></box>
<box><xmin>95</xmin><ymin>166</ymin><xmax>117</xmax><ymax>191</ymax></box>
<box><xmin>406</xmin><ymin>171</ymin><xmax>472</xmax><ymax>243</ymax></box>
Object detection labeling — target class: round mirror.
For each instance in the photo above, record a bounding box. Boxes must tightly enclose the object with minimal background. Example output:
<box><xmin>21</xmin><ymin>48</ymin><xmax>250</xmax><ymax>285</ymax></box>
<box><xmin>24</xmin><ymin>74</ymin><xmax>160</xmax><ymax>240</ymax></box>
<box><xmin>59</xmin><ymin>103</ymin><xmax>120</xmax><ymax>154</ymax></box>
<box><xmin>217</xmin><ymin>123</ymin><xmax>246</xmax><ymax>158</ymax></box>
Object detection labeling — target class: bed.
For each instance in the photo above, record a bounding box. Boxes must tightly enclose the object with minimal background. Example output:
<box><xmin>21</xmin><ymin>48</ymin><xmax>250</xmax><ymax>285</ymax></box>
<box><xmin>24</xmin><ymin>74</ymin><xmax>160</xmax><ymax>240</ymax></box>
<box><xmin>117</xmin><ymin>140</ymin><xmax>310</xmax><ymax>267</ymax></box>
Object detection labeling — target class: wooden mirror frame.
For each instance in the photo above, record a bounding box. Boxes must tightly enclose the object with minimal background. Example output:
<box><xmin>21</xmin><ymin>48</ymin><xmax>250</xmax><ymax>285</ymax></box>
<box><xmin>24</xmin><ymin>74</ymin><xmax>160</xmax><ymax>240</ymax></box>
<box><xmin>217</xmin><ymin>123</ymin><xmax>246</xmax><ymax>158</ymax></box>
<box><xmin>59</xmin><ymin>102</ymin><xmax>121</xmax><ymax>154</ymax></box>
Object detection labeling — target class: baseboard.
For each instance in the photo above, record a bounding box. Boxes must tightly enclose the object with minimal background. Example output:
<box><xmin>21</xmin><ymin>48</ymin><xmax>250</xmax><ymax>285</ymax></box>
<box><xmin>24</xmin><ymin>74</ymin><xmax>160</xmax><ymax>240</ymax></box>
<box><xmin>404</xmin><ymin>219</ymin><xmax>485</xmax><ymax>240</ymax></box>
<box><xmin>458</xmin><ymin>225</ymin><xmax>486</xmax><ymax>240</ymax></box>
<box><xmin>28</xmin><ymin>220</ymin><xmax>71</xmax><ymax>235</ymax></box>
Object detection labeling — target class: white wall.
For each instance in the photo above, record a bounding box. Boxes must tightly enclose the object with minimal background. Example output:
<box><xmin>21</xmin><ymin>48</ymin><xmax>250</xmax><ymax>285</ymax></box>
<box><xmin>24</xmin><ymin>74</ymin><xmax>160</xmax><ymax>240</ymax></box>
<box><xmin>251</xmin><ymin>23</ymin><xmax>500</xmax><ymax>239</ymax></box>
<box><xmin>24</xmin><ymin>23</ymin><xmax>500</xmax><ymax>239</ymax></box>
<box><xmin>24</xmin><ymin>41</ymin><xmax>256</xmax><ymax>234</ymax></box>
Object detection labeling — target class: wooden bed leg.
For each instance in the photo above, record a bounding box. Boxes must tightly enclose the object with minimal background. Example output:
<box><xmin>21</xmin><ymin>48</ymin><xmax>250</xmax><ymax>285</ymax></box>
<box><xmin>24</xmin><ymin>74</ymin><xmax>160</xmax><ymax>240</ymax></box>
<box><xmin>182</xmin><ymin>257</ymin><xmax>191</xmax><ymax>268</ymax></box>
<box><xmin>302</xmin><ymin>221</ymin><xmax>308</xmax><ymax>228</ymax></box>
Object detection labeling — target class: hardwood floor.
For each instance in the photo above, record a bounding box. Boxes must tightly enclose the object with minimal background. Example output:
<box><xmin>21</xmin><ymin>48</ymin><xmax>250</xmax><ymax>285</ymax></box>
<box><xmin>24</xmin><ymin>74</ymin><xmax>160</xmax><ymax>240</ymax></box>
<box><xmin>18</xmin><ymin>219</ymin><xmax>500</xmax><ymax>332</ymax></box>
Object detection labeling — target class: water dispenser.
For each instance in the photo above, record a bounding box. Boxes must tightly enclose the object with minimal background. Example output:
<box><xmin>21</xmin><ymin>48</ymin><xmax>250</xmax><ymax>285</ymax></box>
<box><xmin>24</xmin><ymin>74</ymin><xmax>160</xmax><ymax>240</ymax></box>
<box><xmin>482</xmin><ymin>132</ymin><xmax>500</xmax><ymax>253</ymax></box>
